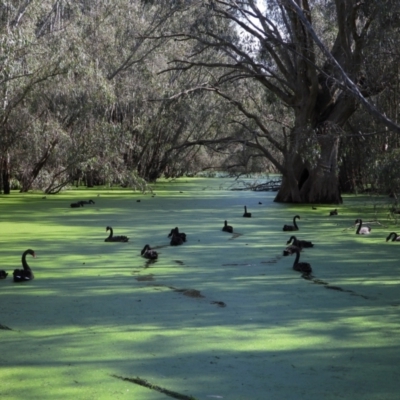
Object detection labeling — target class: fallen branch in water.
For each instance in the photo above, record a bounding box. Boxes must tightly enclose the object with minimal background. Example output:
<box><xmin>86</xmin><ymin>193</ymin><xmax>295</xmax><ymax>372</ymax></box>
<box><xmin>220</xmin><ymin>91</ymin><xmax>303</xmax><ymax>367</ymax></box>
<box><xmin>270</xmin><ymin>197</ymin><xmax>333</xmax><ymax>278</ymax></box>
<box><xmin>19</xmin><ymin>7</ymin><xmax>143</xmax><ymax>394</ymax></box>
<box><xmin>111</xmin><ymin>375</ymin><xmax>198</xmax><ymax>400</ymax></box>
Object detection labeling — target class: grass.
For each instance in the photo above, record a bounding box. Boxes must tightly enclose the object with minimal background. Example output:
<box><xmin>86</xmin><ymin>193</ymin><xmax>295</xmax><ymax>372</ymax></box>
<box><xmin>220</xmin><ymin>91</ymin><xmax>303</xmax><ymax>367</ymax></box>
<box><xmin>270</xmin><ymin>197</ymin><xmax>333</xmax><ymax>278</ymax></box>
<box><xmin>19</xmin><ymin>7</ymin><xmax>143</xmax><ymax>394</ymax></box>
<box><xmin>1</xmin><ymin>177</ymin><xmax>400</xmax><ymax>400</ymax></box>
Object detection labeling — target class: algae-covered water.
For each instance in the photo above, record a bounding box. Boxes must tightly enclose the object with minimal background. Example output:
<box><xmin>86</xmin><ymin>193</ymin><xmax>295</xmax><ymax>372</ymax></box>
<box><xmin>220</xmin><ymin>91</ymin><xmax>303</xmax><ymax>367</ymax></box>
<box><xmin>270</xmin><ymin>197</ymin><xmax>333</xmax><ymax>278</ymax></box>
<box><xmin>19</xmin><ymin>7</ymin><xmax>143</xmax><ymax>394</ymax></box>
<box><xmin>1</xmin><ymin>177</ymin><xmax>399</xmax><ymax>399</ymax></box>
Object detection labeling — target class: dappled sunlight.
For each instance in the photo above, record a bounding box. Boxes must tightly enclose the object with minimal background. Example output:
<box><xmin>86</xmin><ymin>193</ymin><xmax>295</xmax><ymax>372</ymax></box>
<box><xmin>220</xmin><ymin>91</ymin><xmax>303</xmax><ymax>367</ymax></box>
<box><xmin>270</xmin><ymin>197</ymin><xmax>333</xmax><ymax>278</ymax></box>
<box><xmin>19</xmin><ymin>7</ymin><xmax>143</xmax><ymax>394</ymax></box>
<box><xmin>1</xmin><ymin>177</ymin><xmax>400</xmax><ymax>399</ymax></box>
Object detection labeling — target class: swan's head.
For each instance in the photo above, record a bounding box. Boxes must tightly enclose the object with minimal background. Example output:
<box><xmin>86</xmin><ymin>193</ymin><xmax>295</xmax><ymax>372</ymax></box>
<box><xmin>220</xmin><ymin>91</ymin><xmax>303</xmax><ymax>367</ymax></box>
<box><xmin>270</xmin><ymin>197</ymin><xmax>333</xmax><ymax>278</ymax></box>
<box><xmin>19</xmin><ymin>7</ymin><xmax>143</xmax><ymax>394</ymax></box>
<box><xmin>26</xmin><ymin>249</ymin><xmax>36</xmax><ymax>258</ymax></box>
<box><xmin>286</xmin><ymin>236</ymin><xmax>296</xmax><ymax>244</ymax></box>
<box><xmin>106</xmin><ymin>226</ymin><xmax>111</xmax><ymax>231</ymax></box>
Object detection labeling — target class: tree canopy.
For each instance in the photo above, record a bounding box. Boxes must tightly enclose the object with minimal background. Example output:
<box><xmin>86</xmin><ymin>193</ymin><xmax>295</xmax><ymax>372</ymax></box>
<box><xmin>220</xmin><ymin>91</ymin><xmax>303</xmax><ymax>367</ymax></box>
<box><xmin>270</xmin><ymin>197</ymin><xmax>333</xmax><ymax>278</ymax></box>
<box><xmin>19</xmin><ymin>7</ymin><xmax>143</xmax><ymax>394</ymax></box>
<box><xmin>1</xmin><ymin>0</ymin><xmax>400</xmax><ymax>202</ymax></box>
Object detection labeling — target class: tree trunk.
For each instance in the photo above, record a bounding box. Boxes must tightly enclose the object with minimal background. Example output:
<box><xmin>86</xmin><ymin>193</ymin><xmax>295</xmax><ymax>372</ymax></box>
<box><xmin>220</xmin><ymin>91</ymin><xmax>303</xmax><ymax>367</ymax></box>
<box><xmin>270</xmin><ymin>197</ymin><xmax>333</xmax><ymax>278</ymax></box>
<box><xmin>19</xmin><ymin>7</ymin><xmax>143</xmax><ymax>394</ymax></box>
<box><xmin>85</xmin><ymin>170</ymin><xmax>94</xmax><ymax>187</ymax></box>
<box><xmin>274</xmin><ymin>135</ymin><xmax>342</xmax><ymax>204</ymax></box>
<box><xmin>300</xmin><ymin>135</ymin><xmax>342</xmax><ymax>203</ymax></box>
<box><xmin>273</xmin><ymin>159</ymin><xmax>302</xmax><ymax>203</ymax></box>
<box><xmin>2</xmin><ymin>155</ymin><xmax>11</xmax><ymax>195</ymax></box>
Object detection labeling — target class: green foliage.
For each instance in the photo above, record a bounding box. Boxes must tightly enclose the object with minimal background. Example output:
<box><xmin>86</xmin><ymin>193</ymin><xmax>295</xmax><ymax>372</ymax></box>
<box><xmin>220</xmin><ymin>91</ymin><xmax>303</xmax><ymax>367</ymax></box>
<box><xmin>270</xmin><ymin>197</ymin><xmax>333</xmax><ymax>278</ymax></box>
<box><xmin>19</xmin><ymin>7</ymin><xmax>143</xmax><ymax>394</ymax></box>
<box><xmin>1</xmin><ymin>0</ymin><xmax>400</xmax><ymax>203</ymax></box>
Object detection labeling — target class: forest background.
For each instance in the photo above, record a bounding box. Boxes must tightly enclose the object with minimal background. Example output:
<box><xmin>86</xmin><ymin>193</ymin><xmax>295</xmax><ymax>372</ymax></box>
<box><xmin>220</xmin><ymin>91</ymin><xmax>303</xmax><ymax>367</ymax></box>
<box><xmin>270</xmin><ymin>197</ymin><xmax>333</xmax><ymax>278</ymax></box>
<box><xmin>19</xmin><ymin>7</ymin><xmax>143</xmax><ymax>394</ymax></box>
<box><xmin>2</xmin><ymin>0</ymin><xmax>400</xmax><ymax>204</ymax></box>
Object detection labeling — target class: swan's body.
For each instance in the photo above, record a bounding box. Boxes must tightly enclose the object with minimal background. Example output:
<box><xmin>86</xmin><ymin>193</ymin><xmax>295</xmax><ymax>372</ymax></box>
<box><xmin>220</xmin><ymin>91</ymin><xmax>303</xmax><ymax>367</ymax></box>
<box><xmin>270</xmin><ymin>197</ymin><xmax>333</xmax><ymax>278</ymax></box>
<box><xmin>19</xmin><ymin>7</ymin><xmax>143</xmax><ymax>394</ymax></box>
<box><xmin>222</xmin><ymin>220</ymin><xmax>233</xmax><ymax>233</ymax></box>
<box><xmin>170</xmin><ymin>228</ymin><xmax>184</xmax><ymax>246</ymax></box>
<box><xmin>104</xmin><ymin>226</ymin><xmax>129</xmax><ymax>242</ymax></box>
<box><xmin>13</xmin><ymin>249</ymin><xmax>35</xmax><ymax>282</ymax></box>
<box><xmin>286</xmin><ymin>235</ymin><xmax>314</xmax><ymax>248</ymax></box>
<box><xmin>243</xmin><ymin>206</ymin><xmax>252</xmax><ymax>218</ymax></box>
<box><xmin>386</xmin><ymin>232</ymin><xmax>400</xmax><ymax>242</ymax></box>
<box><xmin>168</xmin><ymin>227</ymin><xmax>187</xmax><ymax>242</ymax></box>
<box><xmin>141</xmin><ymin>244</ymin><xmax>158</xmax><ymax>260</ymax></box>
<box><xmin>70</xmin><ymin>202</ymin><xmax>83</xmax><ymax>208</ymax></box>
<box><xmin>329</xmin><ymin>209</ymin><xmax>338</xmax><ymax>216</ymax></box>
<box><xmin>288</xmin><ymin>248</ymin><xmax>312</xmax><ymax>274</ymax></box>
<box><xmin>355</xmin><ymin>219</ymin><xmax>371</xmax><ymax>235</ymax></box>
<box><xmin>283</xmin><ymin>215</ymin><xmax>300</xmax><ymax>231</ymax></box>
<box><xmin>0</xmin><ymin>270</ymin><xmax>8</xmax><ymax>279</ymax></box>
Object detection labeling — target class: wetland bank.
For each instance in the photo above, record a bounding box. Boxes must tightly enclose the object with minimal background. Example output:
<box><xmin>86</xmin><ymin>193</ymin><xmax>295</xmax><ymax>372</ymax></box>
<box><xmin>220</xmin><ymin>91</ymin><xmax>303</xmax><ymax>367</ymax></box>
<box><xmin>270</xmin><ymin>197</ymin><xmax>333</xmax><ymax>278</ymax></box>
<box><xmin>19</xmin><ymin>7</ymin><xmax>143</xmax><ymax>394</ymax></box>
<box><xmin>1</xmin><ymin>177</ymin><xmax>399</xmax><ymax>400</ymax></box>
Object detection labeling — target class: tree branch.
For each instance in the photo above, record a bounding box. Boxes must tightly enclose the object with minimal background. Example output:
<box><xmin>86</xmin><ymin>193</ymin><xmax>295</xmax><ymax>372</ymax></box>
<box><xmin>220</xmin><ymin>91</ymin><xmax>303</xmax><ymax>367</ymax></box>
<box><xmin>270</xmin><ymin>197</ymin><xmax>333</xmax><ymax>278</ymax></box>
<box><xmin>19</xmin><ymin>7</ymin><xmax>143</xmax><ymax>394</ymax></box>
<box><xmin>284</xmin><ymin>0</ymin><xmax>400</xmax><ymax>134</ymax></box>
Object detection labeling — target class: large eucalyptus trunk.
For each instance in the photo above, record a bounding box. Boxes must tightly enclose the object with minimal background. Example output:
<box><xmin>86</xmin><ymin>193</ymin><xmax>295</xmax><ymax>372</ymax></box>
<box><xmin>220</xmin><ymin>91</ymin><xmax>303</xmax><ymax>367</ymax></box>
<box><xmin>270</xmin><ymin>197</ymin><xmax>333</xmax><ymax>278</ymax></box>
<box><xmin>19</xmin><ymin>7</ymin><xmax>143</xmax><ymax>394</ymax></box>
<box><xmin>300</xmin><ymin>135</ymin><xmax>342</xmax><ymax>203</ymax></box>
<box><xmin>275</xmin><ymin>134</ymin><xmax>342</xmax><ymax>204</ymax></box>
<box><xmin>1</xmin><ymin>154</ymin><xmax>11</xmax><ymax>195</ymax></box>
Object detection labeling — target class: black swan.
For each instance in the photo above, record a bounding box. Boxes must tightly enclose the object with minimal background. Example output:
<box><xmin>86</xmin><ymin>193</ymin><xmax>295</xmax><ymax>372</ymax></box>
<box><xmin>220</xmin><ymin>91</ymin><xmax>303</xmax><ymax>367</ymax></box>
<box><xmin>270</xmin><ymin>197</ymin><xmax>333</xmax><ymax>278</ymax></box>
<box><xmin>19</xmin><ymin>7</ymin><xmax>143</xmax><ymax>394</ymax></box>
<box><xmin>141</xmin><ymin>244</ymin><xmax>158</xmax><ymax>260</ymax></box>
<box><xmin>170</xmin><ymin>229</ymin><xmax>184</xmax><ymax>246</ymax></box>
<box><xmin>104</xmin><ymin>226</ymin><xmax>129</xmax><ymax>242</ymax></box>
<box><xmin>355</xmin><ymin>219</ymin><xmax>371</xmax><ymax>235</ymax></box>
<box><xmin>13</xmin><ymin>249</ymin><xmax>35</xmax><ymax>282</ymax></box>
<box><xmin>283</xmin><ymin>245</ymin><xmax>302</xmax><ymax>256</ymax></box>
<box><xmin>222</xmin><ymin>220</ymin><xmax>233</xmax><ymax>233</ymax></box>
<box><xmin>286</xmin><ymin>235</ymin><xmax>314</xmax><ymax>248</ymax></box>
<box><xmin>243</xmin><ymin>206</ymin><xmax>252</xmax><ymax>218</ymax></box>
<box><xmin>168</xmin><ymin>227</ymin><xmax>187</xmax><ymax>242</ymax></box>
<box><xmin>0</xmin><ymin>270</ymin><xmax>8</xmax><ymax>279</ymax></box>
<box><xmin>329</xmin><ymin>209</ymin><xmax>338</xmax><ymax>216</ymax></box>
<box><xmin>283</xmin><ymin>215</ymin><xmax>300</xmax><ymax>231</ymax></box>
<box><xmin>386</xmin><ymin>232</ymin><xmax>400</xmax><ymax>242</ymax></box>
<box><xmin>286</xmin><ymin>247</ymin><xmax>312</xmax><ymax>274</ymax></box>
<box><xmin>80</xmin><ymin>199</ymin><xmax>95</xmax><ymax>205</ymax></box>
<box><xmin>70</xmin><ymin>202</ymin><xmax>83</xmax><ymax>208</ymax></box>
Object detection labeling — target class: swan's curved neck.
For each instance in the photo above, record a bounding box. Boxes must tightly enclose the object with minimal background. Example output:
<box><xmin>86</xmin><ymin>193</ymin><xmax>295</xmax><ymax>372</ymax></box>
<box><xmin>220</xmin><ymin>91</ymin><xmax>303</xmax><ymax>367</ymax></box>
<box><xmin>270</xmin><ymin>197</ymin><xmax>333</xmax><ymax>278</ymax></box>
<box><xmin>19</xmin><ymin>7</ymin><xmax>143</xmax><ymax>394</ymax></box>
<box><xmin>293</xmin><ymin>216</ymin><xmax>298</xmax><ymax>229</ymax></box>
<box><xmin>356</xmin><ymin>220</ymin><xmax>362</xmax><ymax>234</ymax></box>
<box><xmin>108</xmin><ymin>227</ymin><xmax>113</xmax><ymax>238</ymax></box>
<box><xmin>22</xmin><ymin>251</ymin><xmax>31</xmax><ymax>270</ymax></box>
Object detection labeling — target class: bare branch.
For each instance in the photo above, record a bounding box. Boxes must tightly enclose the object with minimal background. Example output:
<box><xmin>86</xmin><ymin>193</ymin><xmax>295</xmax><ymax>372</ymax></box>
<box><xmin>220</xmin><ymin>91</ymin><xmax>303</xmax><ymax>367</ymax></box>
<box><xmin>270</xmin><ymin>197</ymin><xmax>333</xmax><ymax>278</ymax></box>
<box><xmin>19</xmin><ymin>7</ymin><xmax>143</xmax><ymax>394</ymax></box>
<box><xmin>284</xmin><ymin>0</ymin><xmax>400</xmax><ymax>134</ymax></box>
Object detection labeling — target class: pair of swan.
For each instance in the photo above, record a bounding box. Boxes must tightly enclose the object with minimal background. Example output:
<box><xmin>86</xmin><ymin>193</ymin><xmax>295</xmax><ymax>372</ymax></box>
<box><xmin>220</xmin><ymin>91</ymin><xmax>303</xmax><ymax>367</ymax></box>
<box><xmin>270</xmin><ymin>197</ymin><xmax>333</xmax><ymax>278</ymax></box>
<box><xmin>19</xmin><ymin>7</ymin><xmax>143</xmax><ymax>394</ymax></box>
<box><xmin>142</xmin><ymin>227</ymin><xmax>187</xmax><ymax>256</ymax></box>
<box><xmin>283</xmin><ymin>215</ymin><xmax>300</xmax><ymax>231</ymax></box>
<box><xmin>225</xmin><ymin>205</ymin><xmax>251</xmax><ymax>231</ymax></box>
<box><xmin>104</xmin><ymin>226</ymin><xmax>129</xmax><ymax>242</ymax></box>
<box><xmin>70</xmin><ymin>200</ymin><xmax>95</xmax><ymax>208</ymax></box>
<box><xmin>168</xmin><ymin>227</ymin><xmax>187</xmax><ymax>246</ymax></box>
